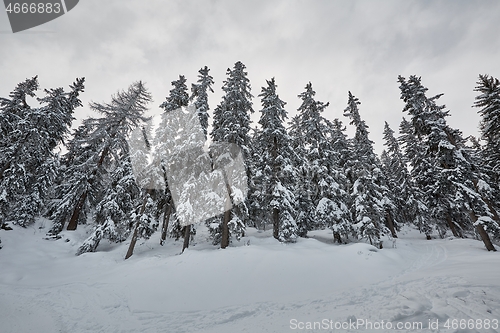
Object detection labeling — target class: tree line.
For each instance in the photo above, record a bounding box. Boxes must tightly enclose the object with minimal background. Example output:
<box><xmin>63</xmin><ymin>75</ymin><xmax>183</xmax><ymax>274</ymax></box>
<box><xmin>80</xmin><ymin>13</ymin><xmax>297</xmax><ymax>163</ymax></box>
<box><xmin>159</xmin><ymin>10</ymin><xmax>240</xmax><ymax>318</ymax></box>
<box><xmin>1</xmin><ymin>62</ymin><xmax>499</xmax><ymax>257</ymax></box>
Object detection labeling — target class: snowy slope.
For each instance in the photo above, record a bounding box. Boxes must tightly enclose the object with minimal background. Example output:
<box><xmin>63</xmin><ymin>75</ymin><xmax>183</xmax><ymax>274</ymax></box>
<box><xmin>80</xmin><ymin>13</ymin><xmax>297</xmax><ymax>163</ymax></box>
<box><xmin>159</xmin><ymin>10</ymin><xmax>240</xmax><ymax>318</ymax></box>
<box><xmin>0</xmin><ymin>222</ymin><xmax>499</xmax><ymax>333</ymax></box>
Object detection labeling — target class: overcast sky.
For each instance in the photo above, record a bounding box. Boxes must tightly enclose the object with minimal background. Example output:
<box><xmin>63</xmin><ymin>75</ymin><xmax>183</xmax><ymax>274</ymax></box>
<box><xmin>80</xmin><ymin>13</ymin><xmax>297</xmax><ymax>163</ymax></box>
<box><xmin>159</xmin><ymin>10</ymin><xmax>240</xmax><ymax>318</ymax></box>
<box><xmin>1</xmin><ymin>0</ymin><xmax>499</xmax><ymax>153</ymax></box>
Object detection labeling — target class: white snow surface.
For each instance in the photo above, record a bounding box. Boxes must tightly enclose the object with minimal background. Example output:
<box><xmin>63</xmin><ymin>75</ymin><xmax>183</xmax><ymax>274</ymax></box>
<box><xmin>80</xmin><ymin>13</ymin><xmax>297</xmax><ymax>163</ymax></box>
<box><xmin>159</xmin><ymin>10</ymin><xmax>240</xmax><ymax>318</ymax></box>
<box><xmin>1</xmin><ymin>221</ymin><xmax>499</xmax><ymax>333</ymax></box>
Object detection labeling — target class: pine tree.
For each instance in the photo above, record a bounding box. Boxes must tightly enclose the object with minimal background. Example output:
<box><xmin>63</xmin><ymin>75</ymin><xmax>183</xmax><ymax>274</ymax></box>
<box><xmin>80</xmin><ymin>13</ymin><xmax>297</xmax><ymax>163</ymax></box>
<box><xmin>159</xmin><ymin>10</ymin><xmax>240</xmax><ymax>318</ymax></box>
<box><xmin>209</xmin><ymin>61</ymin><xmax>254</xmax><ymax>248</ymax></box>
<box><xmin>344</xmin><ymin>92</ymin><xmax>390</xmax><ymax>248</ymax></box>
<box><xmin>398</xmin><ymin>117</ymin><xmax>432</xmax><ymax>239</ymax></box>
<box><xmin>254</xmin><ymin>78</ymin><xmax>298</xmax><ymax>242</ymax></box>
<box><xmin>399</xmin><ymin>75</ymin><xmax>498</xmax><ymax>250</ymax></box>
<box><xmin>474</xmin><ymin>74</ymin><xmax>500</xmax><ymax>196</ymax></box>
<box><xmin>190</xmin><ymin>66</ymin><xmax>214</xmax><ymax>138</ymax></box>
<box><xmin>126</xmin><ymin>77</ymin><xmax>191</xmax><ymax>258</ymax></box>
<box><xmin>289</xmin><ymin>83</ymin><xmax>351</xmax><ymax>240</ymax></box>
<box><xmin>48</xmin><ymin>82</ymin><xmax>151</xmax><ymax>250</ymax></box>
<box><xmin>0</xmin><ymin>76</ymin><xmax>84</xmax><ymax>227</ymax></box>
<box><xmin>381</xmin><ymin>121</ymin><xmax>412</xmax><ymax>230</ymax></box>
<box><xmin>159</xmin><ymin>75</ymin><xmax>197</xmax><ymax>250</ymax></box>
<box><xmin>160</xmin><ymin>75</ymin><xmax>189</xmax><ymax>112</ymax></box>
<box><xmin>325</xmin><ymin>118</ymin><xmax>355</xmax><ymax>242</ymax></box>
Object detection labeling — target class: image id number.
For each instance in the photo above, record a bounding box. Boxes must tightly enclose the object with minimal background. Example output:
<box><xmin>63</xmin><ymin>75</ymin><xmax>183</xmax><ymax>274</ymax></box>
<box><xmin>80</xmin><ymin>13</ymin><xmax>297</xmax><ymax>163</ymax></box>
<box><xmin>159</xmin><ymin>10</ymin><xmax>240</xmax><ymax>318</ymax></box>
<box><xmin>6</xmin><ymin>2</ymin><xmax>62</xmax><ymax>14</ymax></box>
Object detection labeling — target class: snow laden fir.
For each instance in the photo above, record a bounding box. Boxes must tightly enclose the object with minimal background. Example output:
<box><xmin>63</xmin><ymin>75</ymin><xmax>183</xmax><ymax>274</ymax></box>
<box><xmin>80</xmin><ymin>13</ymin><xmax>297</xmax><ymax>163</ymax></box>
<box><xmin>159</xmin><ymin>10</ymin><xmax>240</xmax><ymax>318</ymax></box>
<box><xmin>1</xmin><ymin>63</ymin><xmax>500</xmax><ymax>256</ymax></box>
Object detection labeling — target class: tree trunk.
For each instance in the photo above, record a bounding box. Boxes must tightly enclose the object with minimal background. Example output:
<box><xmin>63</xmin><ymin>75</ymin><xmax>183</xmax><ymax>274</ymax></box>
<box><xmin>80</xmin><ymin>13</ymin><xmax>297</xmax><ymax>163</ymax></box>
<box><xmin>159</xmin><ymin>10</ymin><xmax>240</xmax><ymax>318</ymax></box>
<box><xmin>125</xmin><ymin>223</ymin><xmax>139</xmax><ymax>259</ymax></box>
<box><xmin>221</xmin><ymin>209</ymin><xmax>230</xmax><ymax>249</ymax></box>
<box><xmin>446</xmin><ymin>213</ymin><xmax>460</xmax><ymax>237</ymax></box>
<box><xmin>66</xmin><ymin>146</ymin><xmax>110</xmax><ymax>231</ymax></box>
<box><xmin>385</xmin><ymin>210</ymin><xmax>397</xmax><ymax>238</ymax></box>
<box><xmin>66</xmin><ymin>191</ymin><xmax>87</xmax><ymax>230</ymax></box>
<box><xmin>469</xmin><ymin>211</ymin><xmax>496</xmax><ymax>251</ymax></box>
<box><xmin>182</xmin><ymin>225</ymin><xmax>191</xmax><ymax>253</ymax></box>
<box><xmin>124</xmin><ymin>188</ymin><xmax>155</xmax><ymax>260</ymax></box>
<box><xmin>220</xmin><ymin>169</ymin><xmax>233</xmax><ymax>249</ymax></box>
<box><xmin>333</xmin><ymin>232</ymin><xmax>342</xmax><ymax>243</ymax></box>
<box><xmin>160</xmin><ymin>199</ymin><xmax>172</xmax><ymax>245</ymax></box>
<box><xmin>272</xmin><ymin>208</ymin><xmax>279</xmax><ymax>240</ymax></box>
<box><xmin>271</xmin><ymin>137</ymin><xmax>280</xmax><ymax>241</ymax></box>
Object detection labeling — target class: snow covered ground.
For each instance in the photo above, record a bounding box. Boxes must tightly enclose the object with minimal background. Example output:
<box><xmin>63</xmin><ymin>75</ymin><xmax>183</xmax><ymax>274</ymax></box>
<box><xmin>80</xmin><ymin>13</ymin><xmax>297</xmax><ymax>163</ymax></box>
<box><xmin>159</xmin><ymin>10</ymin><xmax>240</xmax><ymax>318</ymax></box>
<box><xmin>1</xmin><ymin>222</ymin><xmax>499</xmax><ymax>333</ymax></box>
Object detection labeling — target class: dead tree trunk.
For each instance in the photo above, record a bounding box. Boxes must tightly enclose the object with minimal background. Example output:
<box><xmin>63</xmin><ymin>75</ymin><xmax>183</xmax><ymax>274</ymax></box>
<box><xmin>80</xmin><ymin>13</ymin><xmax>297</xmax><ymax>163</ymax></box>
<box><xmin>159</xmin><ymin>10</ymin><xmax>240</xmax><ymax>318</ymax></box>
<box><xmin>469</xmin><ymin>212</ymin><xmax>497</xmax><ymax>251</ymax></box>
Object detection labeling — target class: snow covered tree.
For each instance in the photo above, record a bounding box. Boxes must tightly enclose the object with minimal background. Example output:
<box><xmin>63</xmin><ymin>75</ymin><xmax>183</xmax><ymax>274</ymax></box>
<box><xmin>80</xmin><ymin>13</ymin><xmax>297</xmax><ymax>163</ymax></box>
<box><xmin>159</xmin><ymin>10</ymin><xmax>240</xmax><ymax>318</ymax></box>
<box><xmin>474</xmin><ymin>75</ymin><xmax>500</xmax><ymax>174</ymax></box>
<box><xmin>126</xmin><ymin>77</ymin><xmax>195</xmax><ymax>258</ymax></box>
<box><xmin>209</xmin><ymin>61</ymin><xmax>254</xmax><ymax>248</ymax></box>
<box><xmin>159</xmin><ymin>75</ymin><xmax>197</xmax><ymax>248</ymax></box>
<box><xmin>289</xmin><ymin>83</ymin><xmax>351</xmax><ymax>240</ymax></box>
<box><xmin>0</xmin><ymin>76</ymin><xmax>84</xmax><ymax>227</ymax></box>
<box><xmin>48</xmin><ymin>82</ymin><xmax>151</xmax><ymax>251</ymax></box>
<box><xmin>381</xmin><ymin>121</ymin><xmax>412</xmax><ymax>229</ymax></box>
<box><xmin>253</xmin><ymin>78</ymin><xmax>298</xmax><ymax>242</ymax></box>
<box><xmin>399</xmin><ymin>75</ymin><xmax>498</xmax><ymax>250</ymax></box>
<box><xmin>344</xmin><ymin>91</ymin><xmax>390</xmax><ymax>248</ymax></box>
<box><xmin>398</xmin><ymin>117</ymin><xmax>432</xmax><ymax>239</ymax></box>
<box><xmin>324</xmin><ymin>118</ymin><xmax>355</xmax><ymax>242</ymax></box>
<box><xmin>190</xmin><ymin>66</ymin><xmax>214</xmax><ymax>138</ymax></box>
<box><xmin>160</xmin><ymin>75</ymin><xmax>189</xmax><ymax>112</ymax></box>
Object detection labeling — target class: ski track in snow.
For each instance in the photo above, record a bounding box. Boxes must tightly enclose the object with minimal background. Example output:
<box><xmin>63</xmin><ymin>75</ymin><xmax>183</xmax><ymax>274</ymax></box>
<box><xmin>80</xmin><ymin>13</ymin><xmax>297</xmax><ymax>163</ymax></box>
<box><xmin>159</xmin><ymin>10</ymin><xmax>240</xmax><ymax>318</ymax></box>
<box><xmin>1</xmin><ymin>226</ymin><xmax>499</xmax><ymax>333</ymax></box>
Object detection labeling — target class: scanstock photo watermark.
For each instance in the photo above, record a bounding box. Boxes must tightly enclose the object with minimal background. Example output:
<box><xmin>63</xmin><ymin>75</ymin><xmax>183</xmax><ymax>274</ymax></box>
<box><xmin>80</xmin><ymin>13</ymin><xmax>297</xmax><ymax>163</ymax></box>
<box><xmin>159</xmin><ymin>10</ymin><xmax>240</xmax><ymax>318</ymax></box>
<box><xmin>289</xmin><ymin>318</ymin><xmax>499</xmax><ymax>331</ymax></box>
<box><xmin>3</xmin><ymin>0</ymin><xmax>79</xmax><ymax>33</ymax></box>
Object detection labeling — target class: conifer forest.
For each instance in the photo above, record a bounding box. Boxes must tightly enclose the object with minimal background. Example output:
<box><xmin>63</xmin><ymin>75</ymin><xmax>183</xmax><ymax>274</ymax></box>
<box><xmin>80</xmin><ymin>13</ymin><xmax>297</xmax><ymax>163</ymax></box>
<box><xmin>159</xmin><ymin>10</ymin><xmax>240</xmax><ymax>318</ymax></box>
<box><xmin>1</xmin><ymin>64</ymin><xmax>499</xmax><ymax>255</ymax></box>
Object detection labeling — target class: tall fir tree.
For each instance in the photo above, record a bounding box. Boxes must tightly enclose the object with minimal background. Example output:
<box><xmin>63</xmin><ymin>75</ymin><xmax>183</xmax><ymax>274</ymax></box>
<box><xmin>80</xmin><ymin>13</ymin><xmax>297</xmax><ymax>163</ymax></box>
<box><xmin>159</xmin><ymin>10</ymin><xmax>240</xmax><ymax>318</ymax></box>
<box><xmin>0</xmin><ymin>76</ymin><xmax>84</xmax><ymax>227</ymax></box>
<box><xmin>48</xmin><ymin>82</ymin><xmax>152</xmax><ymax>252</ymax></box>
<box><xmin>254</xmin><ymin>78</ymin><xmax>298</xmax><ymax>242</ymax></box>
<box><xmin>474</xmin><ymin>74</ymin><xmax>500</xmax><ymax>176</ymax></box>
<box><xmin>398</xmin><ymin>117</ymin><xmax>433</xmax><ymax>238</ymax></box>
<box><xmin>126</xmin><ymin>75</ymin><xmax>192</xmax><ymax>258</ymax></box>
<box><xmin>399</xmin><ymin>75</ymin><xmax>498</xmax><ymax>250</ymax></box>
<box><xmin>381</xmin><ymin>121</ymin><xmax>412</xmax><ymax>230</ymax></box>
<box><xmin>190</xmin><ymin>66</ymin><xmax>214</xmax><ymax>138</ymax></box>
<box><xmin>344</xmin><ymin>92</ymin><xmax>391</xmax><ymax>247</ymax></box>
<box><xmin>289</xmin><ymin>83</ymin><xmax>351</xmax><ymax>240</ymax></box>
<box><xmin>209</xmin><ymin>61</ymin><xmax>254</xmax><ymax>248</ymax></box>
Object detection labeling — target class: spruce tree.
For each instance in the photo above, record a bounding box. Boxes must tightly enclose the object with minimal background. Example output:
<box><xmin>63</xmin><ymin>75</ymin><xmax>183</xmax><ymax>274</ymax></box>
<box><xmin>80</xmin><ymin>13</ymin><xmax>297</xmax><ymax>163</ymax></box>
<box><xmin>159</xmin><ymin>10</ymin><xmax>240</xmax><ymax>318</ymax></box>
<box><xmin>381</xmin><ymin>121</ymin><xmax>412</xmax><ymax>229</ymax></box>
<box><xmin>289</xmin><ymin>83</ymin><xmax>351</xmax><ymax>240</ymax></box>
<box><xmin>474</xmin><ymin>75</ymin><xmax>500</xmax><ymax>173</ymax></box>
<box><xmin>190</xmin><ymin>66</ymin><xmax>214</xmax><ymax>138</ymax></box>
<box><xmin>344</xmin><ymin>92</ymin><xmax>390</xmax><ymax>247</ymax></box>
<box><xmin>254</xmin><ymin>78</ymin><xmax>298</xmax><ymax>242</ymax></box>
<box><xmin>209</xmin><ymin>61</ymin><xmax>253</xmax><ymax>248</ymax></box>
<box><xmin>160</xmin><ymin>75</ymin><xmax>196</xmax><ymax>249</ymax></box>
<box><xmin>48</xmin><ymin>81</ymin><xmax>151</xmax><ymax>250</ymax></box>
<box><xmin>126</xmin><ymin>76</ymin><xmax>192</xmax><ymax>258</ymax></box>
<box><xmin>0</xmin><ymin>76</ymin><xmax>84</xmax><ymax>227</ymax></box>
<box><xmin>160</xmin><ymin>75</ymin><xmax>189</xmax><ymax>112</ymax></box>
<box><xmin>399</xmin><ymin>75</ymin><xmax>498</xmax><ymax>250</ymax></box>
<box><xmin>398</xmin><ymin>117</ymin><xmax>432</xmax><ymax>239</ymax></box>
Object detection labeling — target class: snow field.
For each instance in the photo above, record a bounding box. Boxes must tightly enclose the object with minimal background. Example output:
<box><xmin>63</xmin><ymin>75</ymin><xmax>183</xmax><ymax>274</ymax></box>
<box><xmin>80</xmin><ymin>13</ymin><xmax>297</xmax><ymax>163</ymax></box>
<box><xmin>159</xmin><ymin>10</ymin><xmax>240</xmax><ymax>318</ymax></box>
<box><xmin>0</xmin><ymin>222</ymin><xmax>499</xmax><ymax>333</ymax></box>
